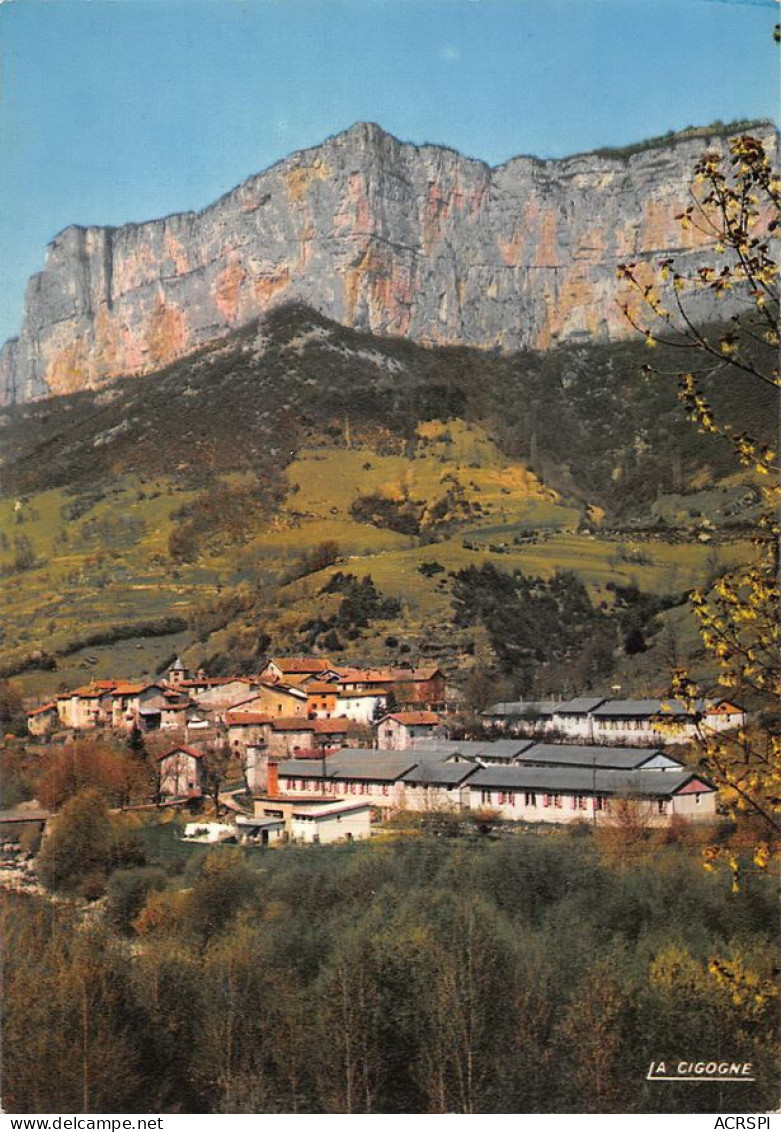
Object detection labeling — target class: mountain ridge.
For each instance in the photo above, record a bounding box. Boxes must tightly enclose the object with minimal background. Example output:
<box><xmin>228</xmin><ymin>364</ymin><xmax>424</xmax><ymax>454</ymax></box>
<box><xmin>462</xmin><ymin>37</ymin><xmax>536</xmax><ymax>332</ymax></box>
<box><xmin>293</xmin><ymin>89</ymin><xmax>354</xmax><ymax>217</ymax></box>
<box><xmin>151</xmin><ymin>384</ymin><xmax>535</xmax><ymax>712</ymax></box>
<box><xmin>1</xmin><ymin>118</ymin><xmax>776</xmax><ymax>404</ymax></box>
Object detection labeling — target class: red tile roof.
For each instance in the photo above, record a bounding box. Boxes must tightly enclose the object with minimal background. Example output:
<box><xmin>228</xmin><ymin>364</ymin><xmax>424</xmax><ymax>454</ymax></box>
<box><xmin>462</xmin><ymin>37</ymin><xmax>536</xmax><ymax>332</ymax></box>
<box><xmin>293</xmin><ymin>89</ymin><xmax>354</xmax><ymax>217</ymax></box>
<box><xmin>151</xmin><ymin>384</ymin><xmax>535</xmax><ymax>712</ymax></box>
<box><xmin>157</xmin><ymin>745</ymin><xmax>205</xmax><ymax>762</ymax></box>
<box><xmin>226</xmin><ymin>712</ymin><xmax>274</xmax><ymax>726</ymax></box>
<box><xmin>313</xmin><ymin>718</ymin><xmax>351</xmax><ymax>734</ymax></box>
<box><xmin>383</xmin><ymin>711</ymin><xmax>442</xmax><ymax>726</ymax></box>
<box><xmin>111</xmin><ymin>682</ymin><xmax>164</xmax><ymax>697</ymax></box>
<box><xmin>270</xmin><ymin>718</ymin><xmax>316</xmax><ymax>732</ymax></box>
<box><xmin>27</xmin><ymin>702</ymin><xmax>57</xmax><ymax>717</ymax></box>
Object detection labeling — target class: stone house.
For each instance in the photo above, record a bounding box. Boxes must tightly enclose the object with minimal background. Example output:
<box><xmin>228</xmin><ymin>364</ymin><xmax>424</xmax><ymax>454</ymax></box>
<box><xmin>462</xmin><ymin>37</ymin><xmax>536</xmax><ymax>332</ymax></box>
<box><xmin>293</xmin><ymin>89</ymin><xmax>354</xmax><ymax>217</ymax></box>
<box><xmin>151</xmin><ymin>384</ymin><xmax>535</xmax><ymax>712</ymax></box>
<box><xmin>338</xmin><ymin>666</ymin><xmax>446</xmax><ymax>709</ymax></box>
<box><xmin>178</xmin><ymin>677</ymin><xmax>260</xmax><ymax>714</ymax></box>
<box><xmin>109</xmin><ymin>683</ymin><xmax>168</xmax><ymax>731</ymax></box>
<box><xmin>56</xmin><ymin>683</ymin><xmax>116</xmax><ymax>730</ymax></box>
<box><xmin>261</xmin><ymin>657</ymin><xmax>338</xmax><ymax>683</ymax></box>
<box><xmin>158</xmin><ymin>745</ymin><xmax>206</xmax><ymax>798</ymax></box>
<box><xmin>26</xmin><ymin>702</ymin><xmax>59</xmax><ymax>737</ymax></box>
<box><xmin>230</xmin><ymin>681</ymin><xmax>309</xmax><ymax>718</ymax></box>
<box><xmin>375</xmin><ymin>710</ymin><xmax>444</xmax><ymax>750</ymax></box>
<box><xmin>266</xmin><ymin>716</ymin><xmax>353</xmax><ymax>758</ymax></box>
<box><xmin>226</xmin><ymin>711</ymin><xmax>274</xmax><ymax>755</ymax></box>
<box><xmin>159</xmin><ymin>690</ymin><xmax>198</xmax><ymax>731</ymax></box>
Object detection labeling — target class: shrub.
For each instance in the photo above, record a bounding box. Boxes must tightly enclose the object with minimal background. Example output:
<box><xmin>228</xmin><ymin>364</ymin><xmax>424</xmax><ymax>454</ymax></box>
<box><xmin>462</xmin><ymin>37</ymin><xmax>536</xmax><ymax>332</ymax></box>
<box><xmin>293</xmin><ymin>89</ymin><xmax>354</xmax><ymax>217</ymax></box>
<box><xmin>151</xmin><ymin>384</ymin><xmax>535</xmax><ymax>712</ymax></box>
<box><xmin>37</xmin><ymin>790</ymin><xmax>145</xmax><ymax>897</ymax></box>
<box><xmin>105</xmin><ymin>866</ymin><xmax>168</xmax><ymax>934</ymax></box>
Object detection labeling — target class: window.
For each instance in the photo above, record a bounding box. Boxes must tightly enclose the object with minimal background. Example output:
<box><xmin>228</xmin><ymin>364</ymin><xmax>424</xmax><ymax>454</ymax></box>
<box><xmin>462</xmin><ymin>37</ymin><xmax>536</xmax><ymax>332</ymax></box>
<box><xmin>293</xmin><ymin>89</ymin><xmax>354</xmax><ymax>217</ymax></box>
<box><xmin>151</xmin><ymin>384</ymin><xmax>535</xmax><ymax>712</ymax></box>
<box><xmin>507</xmin><ymin>791</ymin><xmax>515</xmax><ymax>806</ymax></box>
<box><xmin>695</xmin><ymin>793</ymin><xmax>701</xmax><ymax>805</ymax></box>
<box><xmin>481</xmin><ymin>789</ymin><xmax>492</xmax><ymax>804</ymax></box>
<box><xmin>542</xmin><ymin>794</ymin><xmax>550</xmax><ymax>808</ymax></box>
<box><xmin>382</xmin><ymin>784</ymin><xmax>389</xmax><ymax>796</ymax></box>
<box><xmin>657</xmin><ymin>799</ymin><xmax>667</xmax><ymax>814</ymax></box>
<box><xmin>553</xmin><ymin>794</ymin><xmax>563</xmax><ymax>808</ymax></box>
<box><xmin>525</xmin><ymin>792</ymin><xmax>537</xmax><ymax>807</ymax></box>
<box><xmin>594</xmin><ymin>796</ymin><xmax>606</xmax><ymax>811</ymax></box>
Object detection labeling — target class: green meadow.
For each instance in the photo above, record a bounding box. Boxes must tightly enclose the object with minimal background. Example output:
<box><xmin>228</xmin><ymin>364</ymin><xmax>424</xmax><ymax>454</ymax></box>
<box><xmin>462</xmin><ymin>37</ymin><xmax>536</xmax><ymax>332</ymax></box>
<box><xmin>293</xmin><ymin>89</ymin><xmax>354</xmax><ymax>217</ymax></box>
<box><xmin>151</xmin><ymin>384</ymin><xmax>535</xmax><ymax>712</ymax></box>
<box><xmin>2</xmin><ymin>418</ymin><xmax>753</xmax><ymax>697</ymax></box>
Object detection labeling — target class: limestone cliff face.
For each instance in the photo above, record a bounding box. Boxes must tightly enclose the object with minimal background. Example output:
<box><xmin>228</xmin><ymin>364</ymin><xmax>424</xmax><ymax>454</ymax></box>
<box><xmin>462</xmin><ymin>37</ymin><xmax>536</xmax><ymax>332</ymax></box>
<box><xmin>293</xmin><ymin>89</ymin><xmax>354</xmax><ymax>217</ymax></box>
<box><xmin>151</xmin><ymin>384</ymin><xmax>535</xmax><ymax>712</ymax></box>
<box><xmin>1</xmin><ymin>121</ymin><xmax>775</xmax><ymax>402</ymax></box>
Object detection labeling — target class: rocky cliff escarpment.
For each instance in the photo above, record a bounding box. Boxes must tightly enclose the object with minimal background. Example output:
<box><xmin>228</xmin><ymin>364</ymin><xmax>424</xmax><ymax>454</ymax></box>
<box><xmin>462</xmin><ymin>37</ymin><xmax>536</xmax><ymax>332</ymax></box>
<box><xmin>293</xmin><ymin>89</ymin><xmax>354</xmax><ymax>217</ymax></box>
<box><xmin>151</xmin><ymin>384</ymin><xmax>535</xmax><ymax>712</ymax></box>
<box><xmin>1</xmin><ymin>120</ymin><xmax>775</xmax><ymax>403</ymax></box>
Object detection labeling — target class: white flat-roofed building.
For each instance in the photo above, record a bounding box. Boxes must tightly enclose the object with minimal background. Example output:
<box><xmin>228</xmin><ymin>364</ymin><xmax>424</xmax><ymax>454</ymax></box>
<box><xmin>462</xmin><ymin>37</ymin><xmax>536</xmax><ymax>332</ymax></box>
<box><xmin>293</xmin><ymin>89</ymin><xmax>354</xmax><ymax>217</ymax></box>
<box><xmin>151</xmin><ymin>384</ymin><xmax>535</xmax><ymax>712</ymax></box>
<box><xmin>290</xmin><ymin>800</ymin><xmax>372</xmax><ymax>844</ymax></box>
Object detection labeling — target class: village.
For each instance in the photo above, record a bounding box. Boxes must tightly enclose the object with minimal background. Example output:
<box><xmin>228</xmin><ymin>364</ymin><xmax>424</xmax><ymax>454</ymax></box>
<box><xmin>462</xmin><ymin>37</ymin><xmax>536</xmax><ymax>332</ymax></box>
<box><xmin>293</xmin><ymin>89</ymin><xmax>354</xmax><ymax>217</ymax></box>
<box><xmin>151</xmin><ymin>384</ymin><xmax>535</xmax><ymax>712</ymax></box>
<box><xmin>18</xmin><ymin>654</ymin><xmax>748</xmax><ymax>846</ymax></box>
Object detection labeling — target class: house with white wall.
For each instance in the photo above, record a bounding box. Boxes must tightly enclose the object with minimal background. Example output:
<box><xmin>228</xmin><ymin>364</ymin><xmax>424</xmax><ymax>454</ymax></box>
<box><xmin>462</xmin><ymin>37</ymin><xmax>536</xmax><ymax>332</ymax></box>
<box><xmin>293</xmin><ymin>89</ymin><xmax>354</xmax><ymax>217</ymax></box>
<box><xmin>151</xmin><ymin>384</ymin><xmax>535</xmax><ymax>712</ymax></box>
<box><xmin>400</xmin><ymin>760</ymin><xmax>479</xmax><ymax>811</ymax></box>
<box><xmin>549</xmin><ymin>697</ymin><xmax>607</xmax><ymax>740</ymax></box>
<box><xmin>468</xmin><ymin>765</ymin><xmax>716</xmax><ymax>825</ymax></box>
<box><xmin>26</xmin><ymin>702</ymin><xmax>59</xmax><ymax>736</ymax></box>
<box><xmin>276</xmin><ymin>750</ymin><xmax>418</xmax><ymax>809</ymax></box>
<box><xmin>481</xmin><ymin>701</ymin><xmax>560</xmax><ymax>735</ymax></box>
<box><xmin>290</xmin><ymin>800</ymin><xmax>372</xmax><ymax>844</ymax></box>
<box><xmin>336</xmin><ymin>689</ymin><xmax>387</xmax><ymax>724</ymax></box>
<box><xmin>515</xmin><ymin>743</ymin><xmax>685</xmax><ymax>773</ymax></box>
<box><xmin>375</xmin><ymin>711</ymin><xmax>444</xmax><ymax>750</ymax></box>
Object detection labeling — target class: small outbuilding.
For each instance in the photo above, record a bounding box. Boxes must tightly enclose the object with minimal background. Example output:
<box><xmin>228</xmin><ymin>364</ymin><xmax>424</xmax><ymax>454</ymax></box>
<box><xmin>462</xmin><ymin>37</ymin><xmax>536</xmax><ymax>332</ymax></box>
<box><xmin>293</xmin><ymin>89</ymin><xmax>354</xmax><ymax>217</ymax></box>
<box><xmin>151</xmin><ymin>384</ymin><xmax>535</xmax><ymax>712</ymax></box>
<box><xmin>234</xmin><ymin>815</ymin><xmax>286</xmax><ymax>846</ymax></box>
<box><xmin>290</xmin><ymin>800</ymin><xmax>371</xmax><ymax>844</ymax></box>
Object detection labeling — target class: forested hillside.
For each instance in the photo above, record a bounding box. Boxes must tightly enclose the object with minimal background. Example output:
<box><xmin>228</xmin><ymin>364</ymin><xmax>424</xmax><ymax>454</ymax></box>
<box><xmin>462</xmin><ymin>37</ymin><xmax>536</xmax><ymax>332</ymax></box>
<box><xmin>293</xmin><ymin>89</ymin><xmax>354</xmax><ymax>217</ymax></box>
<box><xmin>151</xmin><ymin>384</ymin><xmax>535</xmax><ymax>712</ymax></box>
<box><xmin>2</xmin><ymin>823</ymin><xmax>778</xmax><ymax>1114</ymax></box>
<box><xmin>0</xmin><ymin>304</ymin><xmax>769</xmax><ymax>697</ymax></box>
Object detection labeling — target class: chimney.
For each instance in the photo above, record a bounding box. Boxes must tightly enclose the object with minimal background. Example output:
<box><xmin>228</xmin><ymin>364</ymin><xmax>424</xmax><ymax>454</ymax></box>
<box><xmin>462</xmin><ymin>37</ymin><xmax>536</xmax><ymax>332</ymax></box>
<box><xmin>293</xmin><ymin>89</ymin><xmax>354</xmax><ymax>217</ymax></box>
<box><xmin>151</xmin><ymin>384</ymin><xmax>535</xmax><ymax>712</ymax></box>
<box><xmin>267</xmin><ymin>760</ymin><xmax>279</xmax><ymax>798</ymax></box>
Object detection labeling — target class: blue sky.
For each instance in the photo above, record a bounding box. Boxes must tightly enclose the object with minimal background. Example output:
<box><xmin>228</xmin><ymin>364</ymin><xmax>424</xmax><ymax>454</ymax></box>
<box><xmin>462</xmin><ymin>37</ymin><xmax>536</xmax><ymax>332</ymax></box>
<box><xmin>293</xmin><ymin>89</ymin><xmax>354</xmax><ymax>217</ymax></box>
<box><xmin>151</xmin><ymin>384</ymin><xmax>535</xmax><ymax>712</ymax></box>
<box><xmin>0</xmin><ymin>0</ymin><xmax>777</xmax><ymax>344</ymax></box>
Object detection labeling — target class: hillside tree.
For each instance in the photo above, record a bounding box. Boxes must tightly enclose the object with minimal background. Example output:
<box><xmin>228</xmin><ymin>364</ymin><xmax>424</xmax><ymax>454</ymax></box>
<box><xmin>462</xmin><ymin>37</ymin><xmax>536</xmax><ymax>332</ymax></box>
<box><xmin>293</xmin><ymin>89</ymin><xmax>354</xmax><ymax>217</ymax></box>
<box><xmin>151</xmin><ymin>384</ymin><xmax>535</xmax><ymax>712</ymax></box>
<box><xmin>617</xmin><ymin>132</ymin><xmax>779</xmax><ymax>835</ymax></box>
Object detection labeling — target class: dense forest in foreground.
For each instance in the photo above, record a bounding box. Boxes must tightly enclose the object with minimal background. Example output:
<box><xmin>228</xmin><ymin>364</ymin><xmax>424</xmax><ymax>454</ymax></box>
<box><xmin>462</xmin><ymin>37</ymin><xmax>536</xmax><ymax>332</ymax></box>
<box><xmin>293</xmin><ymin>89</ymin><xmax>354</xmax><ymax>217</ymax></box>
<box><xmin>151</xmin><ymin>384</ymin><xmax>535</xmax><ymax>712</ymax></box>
<box><xmin>2</xmin><ymin>821</ymin><xmax>777</xmax><ymax>1114</ymax></box>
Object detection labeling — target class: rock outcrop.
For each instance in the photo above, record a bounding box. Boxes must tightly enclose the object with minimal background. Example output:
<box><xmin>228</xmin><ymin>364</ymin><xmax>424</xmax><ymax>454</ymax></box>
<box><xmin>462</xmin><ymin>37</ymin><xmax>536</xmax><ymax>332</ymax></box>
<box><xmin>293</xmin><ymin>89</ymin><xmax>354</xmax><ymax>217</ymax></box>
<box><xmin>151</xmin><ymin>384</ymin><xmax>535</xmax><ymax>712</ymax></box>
<box><xmin>1</xmin><ymin>120</ymin><xmax>775</xmax><ymax>402</ymax></box>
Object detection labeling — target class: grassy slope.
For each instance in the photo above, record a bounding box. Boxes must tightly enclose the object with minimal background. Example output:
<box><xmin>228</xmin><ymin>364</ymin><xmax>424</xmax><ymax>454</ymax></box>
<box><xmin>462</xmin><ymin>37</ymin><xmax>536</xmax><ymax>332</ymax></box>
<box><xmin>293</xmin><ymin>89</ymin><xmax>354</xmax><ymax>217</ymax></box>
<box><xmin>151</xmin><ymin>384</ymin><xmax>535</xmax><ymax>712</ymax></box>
<box><xmin>1</xmin><ymin>305</ymin><xmax>767</xmax><ymax>699</ymax></box>
<box><xmin>6</xmin><ymin>419</ymin><xmax>751</xmax><ymax>697</ymax></box>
